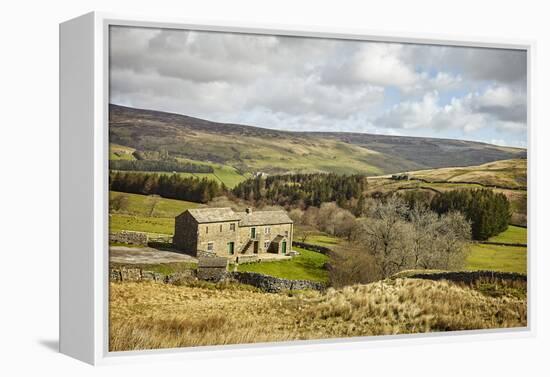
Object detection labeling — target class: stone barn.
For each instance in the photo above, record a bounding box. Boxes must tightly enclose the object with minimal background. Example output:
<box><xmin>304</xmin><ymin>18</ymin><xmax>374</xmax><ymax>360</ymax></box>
<box><xmin>173</xmin><ymin>207</ymin><xmax>293</xmax><ymax>258</ymax></box>
<box><xmin>197</xmin><ymin>256</ymin><xmax>229</xmax><ymax>282</ymax></box>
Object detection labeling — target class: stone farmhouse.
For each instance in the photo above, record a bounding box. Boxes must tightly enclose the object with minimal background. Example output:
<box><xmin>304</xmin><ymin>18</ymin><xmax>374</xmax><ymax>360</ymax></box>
<box><xmin>173</xmin><ymin>207</ymin><xmax>293</xmax><ymax>258</ymax></box>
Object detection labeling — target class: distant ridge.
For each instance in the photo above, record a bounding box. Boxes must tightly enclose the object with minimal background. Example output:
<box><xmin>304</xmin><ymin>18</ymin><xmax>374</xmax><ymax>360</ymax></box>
<box><xmin>109</xmin><ymin>104</ymin><xmax>526</xmax><ymax>175</ymax></box>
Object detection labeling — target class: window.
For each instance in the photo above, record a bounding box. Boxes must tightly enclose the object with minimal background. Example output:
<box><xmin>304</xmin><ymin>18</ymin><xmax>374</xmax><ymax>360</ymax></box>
<box><xmin>220</xmin><ymin>224</ymin><xmax>223</xmax><ymax>232</ymax></box>
<box><xmin>206</xmin><ymin>226</ymin><xmax>208</xmax><ymax>234</ymax></box>
<box><xmin>285</xmin><ymin>230</ymin><xmax>289</xmax><ymax>237</ymax></box>
<box><xmin>230</xmin><ymin>223</ymin><xmax>235</xmax><ymax>231</ymax></box>
<box><xmin>207</xmin><ymin>242</ymin><xmax>214</xmax><ymax>251</ymax></box>
<box><xmin>264</xmin><ymin>227</ymin><xmax>271</xmax><ymax>234</ymax></box>
<box><xmin>264</xmin><ymin>241</ymin><xmax>270</xmax><ymax>250</ymax></box>
<box><xmin>251</xmin><ymin>227</ymin><xmax>256</xmax><ymax>239</ymax></box>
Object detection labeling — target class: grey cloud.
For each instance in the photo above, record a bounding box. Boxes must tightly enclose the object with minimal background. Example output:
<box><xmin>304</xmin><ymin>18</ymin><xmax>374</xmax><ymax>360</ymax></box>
<box><xmin>404</xmin><ymin>44</ymin><xmax>527</xmax><ymax>85</ymax></box>
<box><xmin>109</xmin><ymin>26</ymin><xmax>527</xmax><ymax>147</ymax></box>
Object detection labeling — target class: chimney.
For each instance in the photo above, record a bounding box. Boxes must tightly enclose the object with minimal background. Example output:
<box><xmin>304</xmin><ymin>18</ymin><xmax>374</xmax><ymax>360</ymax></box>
<box><xmin>245</xmin><ymin>208</ymin><xmax>252</xmax><ymax>214</ymax></box>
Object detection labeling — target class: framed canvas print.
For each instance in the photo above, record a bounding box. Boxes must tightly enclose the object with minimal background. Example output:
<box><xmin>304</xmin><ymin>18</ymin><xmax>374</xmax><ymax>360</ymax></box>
<box><xmin>59</xmin><ymin>12</ymin><xmax>533</xmax><ymax>365</ymax></box>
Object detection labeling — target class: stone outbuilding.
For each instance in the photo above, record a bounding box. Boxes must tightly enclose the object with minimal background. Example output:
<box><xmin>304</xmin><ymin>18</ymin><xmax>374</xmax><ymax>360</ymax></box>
<box><xmin>197</xmin><ymin>256</ymin><xmax>229</xmax><ymax>281</ymax></box>
<box><xmin>173</xmin><ymin>207</ymin><xmax>293</xmax><ymax>258</ymax></box>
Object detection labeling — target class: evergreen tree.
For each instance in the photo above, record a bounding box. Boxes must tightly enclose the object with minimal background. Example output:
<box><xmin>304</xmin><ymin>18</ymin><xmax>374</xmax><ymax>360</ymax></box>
<box><xmin>430</xmin><ymin>188</ymin><xmax>511</xmax><ymax>240</ymax></box>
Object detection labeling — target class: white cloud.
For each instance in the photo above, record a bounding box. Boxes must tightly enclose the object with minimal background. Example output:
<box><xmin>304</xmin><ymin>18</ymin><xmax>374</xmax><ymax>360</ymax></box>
<box><xmin>320</xmin><ymin>43</ymin><xmax>464</xmax><ymax>95</ymax></box>
<box><xmin>375</xmin><ymin>87</ymin><xmax>527</xmax><ymax>136</ymax></box>
<box><xmin>352</xmin><ymin>44</ymin><xmax>419</xmax><ymax>87</ymax></box>
<box><xmin>478</xmin><ymin>86</ymin><xmax>519</xmax><ymax>107</ymax></box>
<box><xmin>427</xmin><ymin>72</ymin><xmax>463</xmax><ymax>90</ymax></box>
<box><xmin>109</xmin><ymin>26</ymin><xmax>527</xmax><ymax>147</ymax></box>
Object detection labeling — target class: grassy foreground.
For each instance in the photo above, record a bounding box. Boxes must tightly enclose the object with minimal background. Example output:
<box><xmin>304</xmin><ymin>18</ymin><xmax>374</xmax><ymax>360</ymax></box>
<box><xmin>109</xmin><ymin>278</ymin><xmax>527</xmax><ymax>351</ymax></box>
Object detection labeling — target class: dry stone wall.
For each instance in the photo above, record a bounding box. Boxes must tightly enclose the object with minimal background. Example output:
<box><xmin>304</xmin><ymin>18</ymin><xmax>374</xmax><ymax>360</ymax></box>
<box><xmin>109</xmin><ymin>267</ymin><xmax>325</xmax><ymax>293</ymax></box>
<box><xmin>230</xmin><ymin>272</ymin><xmax>325</xmax><ymax>292</ymax></box>
<box><xmin>110</xmin><ymin>267</ymin><xmax>196</xmax><ymax>284</ymax></box>
<box><xmin>236</xmin><ymin>255</ymin><xmax>258</xmax><ymax>264</ymax></box>
<box><xmin>408</xmin><ymin>270</ymin><xmax>527</xmax><ymax>284</ymax></box>
<box><xmin>109</xmin><ymin>231</ymin><xmax>148</xmax><ymax>246</ymax></box>
<box><xmin>292</xmin><ymin>241</ymin><xmax>331</xmax><ymax>255</ymax></box>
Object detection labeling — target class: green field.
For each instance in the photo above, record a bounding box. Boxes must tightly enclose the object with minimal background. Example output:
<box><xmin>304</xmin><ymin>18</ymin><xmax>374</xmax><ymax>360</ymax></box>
<box><xmin>294</xmin><ymin>226</ymin><xmax>342</xmax><ymax>249</ymax></box>
<box><xmin>466</xmin><ymin>244</ymin><xmax>527</xmax><ymax>274</ymax></box>
<box><xmin>110</xmin><ymin>214</ymin><xmax>175</xmax><ymax>236</ymax></box>
<box><xmin>110</xmin><ymin>191</ymin><xmax>200</xmax><ymax>218</ymax></box>
<box><xmin>235</xmin><ymin>247</ymin><xmax>329</xmax><ymax>283</ymax></box>
<box><xmin>111</xmin><ymin>163</ymin><xmax>247</xmax><ymax>189</ymax></box>
<box><xmin>307</xmin><ymin>234</ymin><xmax>341</xmax><ymax>247</ymax></box>
<box><xmin>109</xmin><ymin>191</ymin><xmax>201</xmax><ymax>235</ymax></box>
<box><xmin>109</xmin><ymin>144</ymin><xmax>136</xmax><ymax>161</ymax></box>
<box><xmin>488</xmin><ymin>225</ymin><xmax>527</xmax><ymax>244</ymax></box>
<box><xmin>174</xmin><ymin>157</ymin><xmax>249</xmax><ymax>188</ymax></box>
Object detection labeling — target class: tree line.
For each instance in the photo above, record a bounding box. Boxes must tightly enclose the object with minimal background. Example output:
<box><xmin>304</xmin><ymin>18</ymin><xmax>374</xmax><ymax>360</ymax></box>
<box><xmin>232</xmin><ymin>173</ymin><xmax>367</xmax><ymax>208</ymax></box>
<box><xmin>430</xmin><ymin>189</ymin><xmax>511</xmax><ymax>240</ymax></box>
<box><xmin>109</xmin><ymin>172</ymin><xmax>225</xmax><ymax>203</ymax></box>
<box><xmin>110</xmin><ymin>159</ymin><xmax>213</xmax><ymax>173</ymax></box>
<box><xmin>110</xmin><ymin>169</ymin><xmax>510</xmax><ymax>242</ymax></box>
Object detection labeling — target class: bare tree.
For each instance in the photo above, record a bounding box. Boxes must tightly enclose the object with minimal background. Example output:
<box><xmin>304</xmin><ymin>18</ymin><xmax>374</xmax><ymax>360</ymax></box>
<box><xmin>334</xmin><ymin>212</ymin><xmax>359</xmax><ymax>241</ymax></box>
<box><xmin>146</xmin><ymin>195</ymin><xmax>160</xmax><ymax>217</ymax></box>
<box><xmin>109</xmin><ymin>194</ymin><xmax>129</xmax><ymax>212</ymax></box>
<box><xmin>408</xmin><ymin>204</ymin><xmax>439</xmax><ymax>269</ymax></box>
<box><xmin>302</xmin><ymin>206</ymin><xmax>320</xmax><ymax>229</ymax></box>
<box><xmin>328</xmin><ymin>244</ymin><xmax>382</xmax><ymax>288</ymax></box>
<box><xmin>357</xmin><ymin>197</ymin><xmax>413</xmax><ymax>277</ymax></box>
<box><xmin>288</xmin><ymin>208</ymin><xmax>304</xmax><ymax>225</ymax></box>
<box><xmin>432</xmin><ymin>211</ymin><xmax>471</xmax><ymax>270</ymax></box>
<box><xmin>299</xmin><ymin>230</ymin><xmax>313</xmax><ymax>243</ymax></box>
<box><xmin>327</xmin><ymin>196</ymin><xmax>472</xmax><ymax>286</ymax></box>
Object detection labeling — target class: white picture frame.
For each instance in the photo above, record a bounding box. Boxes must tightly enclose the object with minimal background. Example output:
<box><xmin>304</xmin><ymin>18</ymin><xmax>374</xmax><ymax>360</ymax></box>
<box><xmin>59</xmin><ymin>11</ymin><xmax>535</xmax><ymax>365</ymax></box>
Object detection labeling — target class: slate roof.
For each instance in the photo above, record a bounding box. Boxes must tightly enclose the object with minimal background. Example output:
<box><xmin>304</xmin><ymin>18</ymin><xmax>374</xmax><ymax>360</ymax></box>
<box><xmin>185</xmin><ymin>208</ymin><xmax>241</xmax><ymax>223</ymax></box>
<box><xmin>182</xmin><ymin>207</ymin><xmax>293</xmax><ymax>226</ymax></box>
<box><xmin>236</xmin><ymin>210</ymin><xmax>293</xmax><ymax>226</ymax></box>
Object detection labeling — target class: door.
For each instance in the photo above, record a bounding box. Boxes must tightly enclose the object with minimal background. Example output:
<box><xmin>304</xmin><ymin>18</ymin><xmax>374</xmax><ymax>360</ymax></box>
<box><xmin>227</xmin><ymin>242</ymin><xmax>234</xmax><ymax>255</ymax></box>
<box><xmin>253</xmin><ymin>241</ymin><xmax>259</xmax><ymax>254</ymax></box>
<box><xmin>281</xmin><ymin>241</ymin><xmax>287</xmax><ymax>254</ymax></box>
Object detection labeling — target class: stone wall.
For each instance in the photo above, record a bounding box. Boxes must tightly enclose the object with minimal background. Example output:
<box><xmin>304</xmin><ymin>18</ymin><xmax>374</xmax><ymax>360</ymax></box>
<box><xmin>110</xmin><ymin>267</ymin><xmax>325</xmax><ymax>293</ymax></box>
<box><xmin>197</xmin><ymin>256</ymin><xmax>229</xmax><ymax>282</ymax></box>
<box><xmin>230</xmin><ymin>271</ymin><xmax>325</xmax><ymax>293</ymax></box>
<box><xmin>109</xmin><ymin>231</ymin><xmax>148</xmax><ymax>246</ymax></box>
<box><xmin>110</xmin><ymin>267</ymin><xmax>196</xmax><ymax>284</ymax></box>
<box><xmin>197</xmin><ymin>268</ymin><xmax>228</xmax><ymax>282</ymax></box>
<box><xmin>197</xmin><ymin>249</ymin><xmax>217</xmax><ymax>258</ymax></box>
<box><xmin>292</xmin><ymin>241</ymin><xmax>331</xmax><ymax>255</ymax></box>
<box><xmin>408</xmin><ymin>270</ymin><xmax>527</xmax><ymax>284</ymax></box>
<box><xmin>236</xmin><ymin>254</ymin><xmax>259</xmax><ymax>264</ymax></box>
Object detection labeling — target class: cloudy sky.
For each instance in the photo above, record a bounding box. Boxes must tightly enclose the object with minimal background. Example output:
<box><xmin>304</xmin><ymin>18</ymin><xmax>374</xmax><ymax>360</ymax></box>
<box><xmin>110</xmin><ymin>26</ymin><xmax>527</xmax><ymax>147</ymax></box>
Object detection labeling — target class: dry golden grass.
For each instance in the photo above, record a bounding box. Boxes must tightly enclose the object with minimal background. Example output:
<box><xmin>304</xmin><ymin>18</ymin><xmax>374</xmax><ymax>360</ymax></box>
<box><xmin>110</xmin><ymin>278</ymin><xmax>526</xmax><ymax>351</ymax></box>
<box><xmin>409</xmin><ymin>159</ymin><xmax>527</xmax><ymax>188</ymax></box>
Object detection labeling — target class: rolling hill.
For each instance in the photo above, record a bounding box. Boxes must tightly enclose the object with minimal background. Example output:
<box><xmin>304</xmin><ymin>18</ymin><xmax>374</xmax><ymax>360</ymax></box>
<box><xmin>109</xmin><ymin>104</ymin><xmax>526</xmax><ymax>177</ymax></box>
<box><xmin>367</xmin><ymin>159</ymin><xmax>527</xmax><ymax>225</ymax></box>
